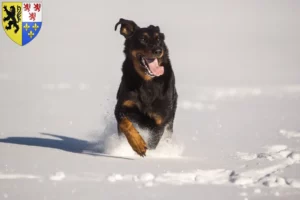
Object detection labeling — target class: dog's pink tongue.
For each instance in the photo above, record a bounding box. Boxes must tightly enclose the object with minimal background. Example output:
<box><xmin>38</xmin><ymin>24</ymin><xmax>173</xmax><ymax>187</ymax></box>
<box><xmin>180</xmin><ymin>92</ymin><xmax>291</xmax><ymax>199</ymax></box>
<box><xmin>148</xmin><ymin>59</ymin><xmax>164</xmax><ymax>76</ymax></box>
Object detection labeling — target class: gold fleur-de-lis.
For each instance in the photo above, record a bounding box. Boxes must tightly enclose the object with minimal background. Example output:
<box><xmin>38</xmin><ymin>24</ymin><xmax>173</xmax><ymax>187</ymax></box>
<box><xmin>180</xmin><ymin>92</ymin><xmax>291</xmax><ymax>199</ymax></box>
<box><xmin>23</xmin><ymin>23</ymin><xmax>30</xmax><ymax>31</ymax></box>
<box><xmin>32</xmin><ymin>23</ymin><xmax>39</xmax><ymax>31</ymax></box>
<box><xmin>28</xmin><ymin>30</ymin><xmax>35</xmax><ymax>38</ymax></box>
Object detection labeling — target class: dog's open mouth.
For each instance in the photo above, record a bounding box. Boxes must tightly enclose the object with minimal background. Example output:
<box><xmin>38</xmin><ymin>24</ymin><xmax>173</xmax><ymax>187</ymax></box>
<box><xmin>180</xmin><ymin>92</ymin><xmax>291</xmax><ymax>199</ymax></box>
<box><xmin>138</xmin><ymin>54</ymin><xmax>164</xmax><ymax>77</ymax></box>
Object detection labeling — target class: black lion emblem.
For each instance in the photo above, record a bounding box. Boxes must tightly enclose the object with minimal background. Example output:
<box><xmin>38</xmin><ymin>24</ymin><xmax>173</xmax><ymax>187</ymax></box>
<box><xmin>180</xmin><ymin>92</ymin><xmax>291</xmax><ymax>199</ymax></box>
<box><xmin>3</xmin><ymin>5</ymin><xmax>21</xmax><ymax>33</ymax></box>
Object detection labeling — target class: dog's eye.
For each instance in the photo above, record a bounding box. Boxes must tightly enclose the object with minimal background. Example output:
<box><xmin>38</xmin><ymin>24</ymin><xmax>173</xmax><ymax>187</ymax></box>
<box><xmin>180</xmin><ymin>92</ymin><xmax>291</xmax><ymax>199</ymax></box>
<box><xmin>140</xmin><ymin>37</ymin><xmax>148</xmax><ymax>43</ymax></box>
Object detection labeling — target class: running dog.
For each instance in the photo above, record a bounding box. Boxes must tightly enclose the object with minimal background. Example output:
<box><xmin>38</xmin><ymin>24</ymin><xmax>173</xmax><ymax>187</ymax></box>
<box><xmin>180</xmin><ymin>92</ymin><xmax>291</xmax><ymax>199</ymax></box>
<box><xmin>114</xmin><ymin>18</ymin><xmax>178</xmax><ymax>157</ymax></box>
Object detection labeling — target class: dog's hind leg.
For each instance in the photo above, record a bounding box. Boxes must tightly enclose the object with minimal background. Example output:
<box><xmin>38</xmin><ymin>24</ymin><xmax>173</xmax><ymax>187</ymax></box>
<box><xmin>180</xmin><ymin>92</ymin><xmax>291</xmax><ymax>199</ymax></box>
<box><xmin>147</xmin><ymin>126</ymin><xmax>165</xmax><ymax>149</ymax></box>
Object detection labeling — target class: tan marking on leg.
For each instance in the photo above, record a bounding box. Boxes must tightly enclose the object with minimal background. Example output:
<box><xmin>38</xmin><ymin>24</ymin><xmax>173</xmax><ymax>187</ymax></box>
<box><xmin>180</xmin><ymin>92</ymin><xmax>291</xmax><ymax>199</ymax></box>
<box><xmin>119</xmin><ymin>117</ymin><xmax>147</xmax><ymax>156</ymax></box>
<box><xmin>148</xmin><ymin>112</ymin><xmax>163</xmax><ymax>125</ymax></box>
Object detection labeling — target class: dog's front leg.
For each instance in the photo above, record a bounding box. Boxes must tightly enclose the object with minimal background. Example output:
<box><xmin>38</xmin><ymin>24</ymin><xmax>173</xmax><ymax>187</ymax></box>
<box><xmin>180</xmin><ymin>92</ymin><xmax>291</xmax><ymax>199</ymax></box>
<box><xmin>118</xmin><ymin>117</ymin><xmax>147</xmax><ymax>156</ymax></box>
<box><xmin>115</xmin><ymin>101</ymin><xmax>147</xmax><ymax>157</ymax></box>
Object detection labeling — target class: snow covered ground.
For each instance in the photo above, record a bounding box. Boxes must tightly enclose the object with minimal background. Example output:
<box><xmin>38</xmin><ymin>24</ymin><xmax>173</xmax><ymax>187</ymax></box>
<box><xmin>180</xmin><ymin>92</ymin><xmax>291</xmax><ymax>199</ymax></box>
<box><xmin>0</xmin><ymin>83</ymin><xmax>300</xmax><ymax>199</ymax></box>
<box><xmin>1</xmin><ymin>0</ymin><xmax>300</xmax><ymax>199</ymax></box>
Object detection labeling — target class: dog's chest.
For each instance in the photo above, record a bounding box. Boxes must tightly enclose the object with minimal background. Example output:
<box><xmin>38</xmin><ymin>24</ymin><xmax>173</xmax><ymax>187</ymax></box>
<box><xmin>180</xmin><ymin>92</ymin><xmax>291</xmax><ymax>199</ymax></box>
<box><xmin>137</xmin><ymin>83</ymin><xmax>168</xmax><ymax>113</ymax></box>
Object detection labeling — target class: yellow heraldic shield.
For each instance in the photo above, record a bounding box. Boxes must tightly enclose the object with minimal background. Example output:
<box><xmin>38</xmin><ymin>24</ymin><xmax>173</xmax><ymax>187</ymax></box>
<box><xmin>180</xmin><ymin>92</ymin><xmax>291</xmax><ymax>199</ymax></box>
<box><xmin>2</xmin><ymin>2</ymin><xmax>22</xmax><ymax>45</ymax></box>
<box><xmin>2</xmin><ymin>1</ymin><xmax>42</xmax><ymax>46</ymax></box>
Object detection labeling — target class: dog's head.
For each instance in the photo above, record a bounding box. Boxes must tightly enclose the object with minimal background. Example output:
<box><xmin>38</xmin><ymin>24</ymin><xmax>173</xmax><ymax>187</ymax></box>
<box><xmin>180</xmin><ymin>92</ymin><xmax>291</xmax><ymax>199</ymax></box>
<box><xmin>115</xmin><ymin>18</ymin><xmax>168</xmax><ymax>80</ymax></box>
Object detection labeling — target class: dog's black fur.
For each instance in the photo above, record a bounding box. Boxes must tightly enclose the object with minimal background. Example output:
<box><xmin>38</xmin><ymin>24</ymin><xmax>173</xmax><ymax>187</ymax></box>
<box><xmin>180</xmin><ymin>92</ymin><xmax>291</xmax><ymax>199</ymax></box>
<box><xmin>114</xmin><ymin>18</ymin><xmax>178</xmax><ymax>157</ymax></box>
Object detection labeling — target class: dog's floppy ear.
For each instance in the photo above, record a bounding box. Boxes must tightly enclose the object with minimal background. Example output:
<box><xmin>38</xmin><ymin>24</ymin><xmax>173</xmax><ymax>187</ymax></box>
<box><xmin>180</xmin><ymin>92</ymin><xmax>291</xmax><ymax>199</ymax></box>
<box><xmin>115</xmin><ymin>18</ymin><xmax>139</xmax><ymax>38</ymax></box>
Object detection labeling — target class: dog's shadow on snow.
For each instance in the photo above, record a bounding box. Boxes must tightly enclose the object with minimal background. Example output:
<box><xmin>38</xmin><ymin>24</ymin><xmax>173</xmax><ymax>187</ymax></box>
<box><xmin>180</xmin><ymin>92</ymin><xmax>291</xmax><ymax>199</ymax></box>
<box><xmin>0</xmin><ymin>122</ymin><xmax>134</xmax><ymax>160</ymax></box>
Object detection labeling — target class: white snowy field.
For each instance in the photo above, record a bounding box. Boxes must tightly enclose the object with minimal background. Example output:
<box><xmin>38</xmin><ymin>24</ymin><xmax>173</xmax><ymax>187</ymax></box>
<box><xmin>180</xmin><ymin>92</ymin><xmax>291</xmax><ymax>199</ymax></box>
<box><xmin>1</xmin><ymin>0</ymin><xmax>300</xmax><ymax>199</ymax></box>
<box><xmin>0</xmin><ymin>83</ymin><xmax>300</xmax><ymax>200</ymax></box>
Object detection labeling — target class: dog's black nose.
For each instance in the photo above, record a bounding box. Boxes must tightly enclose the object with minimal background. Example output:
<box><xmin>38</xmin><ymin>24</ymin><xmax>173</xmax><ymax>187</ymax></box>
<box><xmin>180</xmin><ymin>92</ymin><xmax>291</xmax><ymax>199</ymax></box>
<box><xmin>153</xmin><ymin>48</ymin><xmax>162</xmax><ymax>56</ymax></box>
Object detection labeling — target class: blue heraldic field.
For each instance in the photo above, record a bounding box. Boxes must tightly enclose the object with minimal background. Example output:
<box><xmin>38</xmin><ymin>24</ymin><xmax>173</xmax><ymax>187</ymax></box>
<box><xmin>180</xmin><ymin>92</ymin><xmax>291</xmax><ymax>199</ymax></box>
<box><xmin>22</xmin><ymin>22</ymin><xmax>42</xmax><ymax>46</ymax></box>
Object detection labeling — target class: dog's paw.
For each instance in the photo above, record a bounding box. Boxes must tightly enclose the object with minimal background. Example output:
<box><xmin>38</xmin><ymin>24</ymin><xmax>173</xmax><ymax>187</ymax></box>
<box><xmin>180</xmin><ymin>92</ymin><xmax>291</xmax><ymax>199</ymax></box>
<box><xmin>127</xmin><ymin>133</ymin><xmax>147</xmax><ymax>157</ymax></box>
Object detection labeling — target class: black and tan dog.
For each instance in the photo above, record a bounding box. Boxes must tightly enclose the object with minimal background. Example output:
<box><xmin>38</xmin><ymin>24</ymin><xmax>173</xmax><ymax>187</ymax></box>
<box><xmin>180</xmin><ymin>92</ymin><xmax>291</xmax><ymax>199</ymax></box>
<box><xmin>114</xmin><ymin>18</ymin><xmax>178</xmax><ymax>157</ymax></box>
